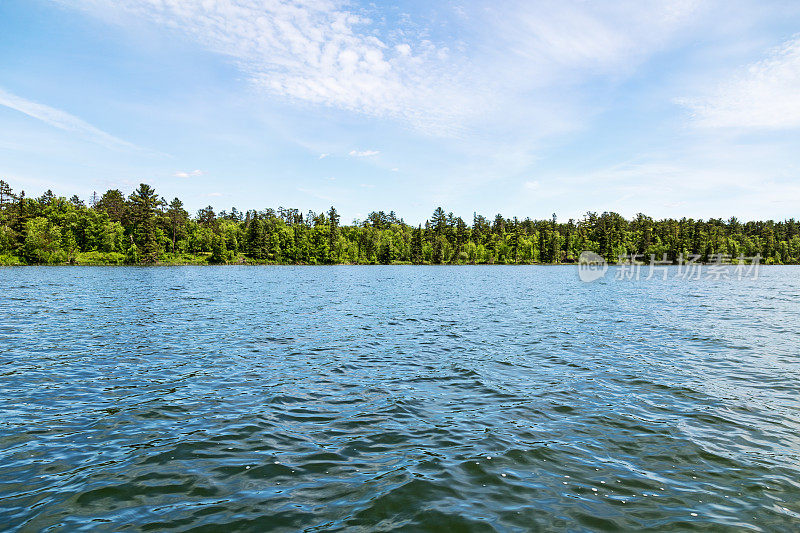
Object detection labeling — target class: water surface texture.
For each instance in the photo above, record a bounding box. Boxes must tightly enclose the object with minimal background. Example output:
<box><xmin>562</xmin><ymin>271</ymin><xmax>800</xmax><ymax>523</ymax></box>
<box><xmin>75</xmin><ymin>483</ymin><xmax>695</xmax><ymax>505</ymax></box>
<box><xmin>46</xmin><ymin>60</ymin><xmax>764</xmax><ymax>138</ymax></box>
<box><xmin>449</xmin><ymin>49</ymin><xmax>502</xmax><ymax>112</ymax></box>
<box><xmin>2</xmin><ymin>266</ymin><xmax>799</xmax><ymax>531</ymax></box>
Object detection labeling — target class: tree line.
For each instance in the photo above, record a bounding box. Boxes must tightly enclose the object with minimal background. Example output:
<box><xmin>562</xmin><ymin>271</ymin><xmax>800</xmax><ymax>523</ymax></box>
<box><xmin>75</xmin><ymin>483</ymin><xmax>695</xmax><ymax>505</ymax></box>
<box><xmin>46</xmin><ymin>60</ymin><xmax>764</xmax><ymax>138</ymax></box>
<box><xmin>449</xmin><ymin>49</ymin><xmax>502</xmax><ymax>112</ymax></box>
<box><xmin>0</xmin><ymin>180</ymin><xmax>798</xmax><ymax>265</ymax></box>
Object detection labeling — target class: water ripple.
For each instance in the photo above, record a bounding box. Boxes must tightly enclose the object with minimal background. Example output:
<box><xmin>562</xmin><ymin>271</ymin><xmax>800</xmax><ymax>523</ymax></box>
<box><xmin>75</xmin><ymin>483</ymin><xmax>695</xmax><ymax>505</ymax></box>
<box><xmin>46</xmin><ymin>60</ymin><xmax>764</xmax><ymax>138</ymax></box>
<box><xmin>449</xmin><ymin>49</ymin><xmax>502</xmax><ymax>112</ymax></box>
<box><xmin>1</xmin><ymin>266</ymin><xmax>799</xmax><ymax>531</ymax></box>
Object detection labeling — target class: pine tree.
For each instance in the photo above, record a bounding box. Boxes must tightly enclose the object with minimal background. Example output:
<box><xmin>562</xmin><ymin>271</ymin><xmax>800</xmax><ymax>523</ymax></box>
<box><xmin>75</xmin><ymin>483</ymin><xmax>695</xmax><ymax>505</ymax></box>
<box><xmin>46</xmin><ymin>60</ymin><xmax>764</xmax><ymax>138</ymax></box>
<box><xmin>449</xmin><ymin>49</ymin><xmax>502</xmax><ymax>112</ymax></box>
<box><xmin>40</xmin><ymin>189</ymin><xmax>55</xmax><ymax>206</ymax></box>
<box><xmin>411</xmin><ymin>225</ymin><xmax>423</xmax><ymax>264</ymax></box>
<box><xmin>328</xmin><ymin>206</ymin><xmax>340</xmax><ymax>263</ymax></box>
<box><xmin>432</xmin><ymin>234</ymin><xmax>443</xmax><ymax>264</ymax></box>
<box><xmin>246</xmin><ymin>214</ymin><xmax>265</xmax><ymax>259</ymax></box>
<box><xmin>96</xmin><ymin>189</ymin><xmax>127</xmax><ymax>223</ymax></box>
<box><xmin>432</xmin><ymin>207</ymin><xmax>447</xmax><ymax>235</ymax></box>
<box><xmin>0</xmin><ymin>180</ymin><xmax>15</xmax><ymax>209</ymax></box>
<box><xmin>511</xmin><ymin>217</ymin><xmax>519</xmax><ymax>264</ymax></box>
<box><xmin>455</xmin><ymin>217</ymin><xmax>468</xmax><ymax>263</ymax></box>
<box><xmin>166</xmin><ymin>198</ymin><xmax>188</xmax><ymax>254</ymax></box>
<box><xmin>129</xmin><ymin>184</ymin><xmax>161</xmax><ymax>263</ymax></box>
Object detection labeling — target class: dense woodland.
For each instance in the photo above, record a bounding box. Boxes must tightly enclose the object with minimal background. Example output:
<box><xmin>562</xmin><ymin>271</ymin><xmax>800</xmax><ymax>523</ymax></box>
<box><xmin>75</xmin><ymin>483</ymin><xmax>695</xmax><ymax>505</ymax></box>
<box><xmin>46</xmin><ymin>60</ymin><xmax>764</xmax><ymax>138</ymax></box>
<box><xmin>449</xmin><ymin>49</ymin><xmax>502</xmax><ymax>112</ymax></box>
<box><xmin>0</xmin><ymin>180</ymin><xmax>798</xmax><ymax>265</ymax></box>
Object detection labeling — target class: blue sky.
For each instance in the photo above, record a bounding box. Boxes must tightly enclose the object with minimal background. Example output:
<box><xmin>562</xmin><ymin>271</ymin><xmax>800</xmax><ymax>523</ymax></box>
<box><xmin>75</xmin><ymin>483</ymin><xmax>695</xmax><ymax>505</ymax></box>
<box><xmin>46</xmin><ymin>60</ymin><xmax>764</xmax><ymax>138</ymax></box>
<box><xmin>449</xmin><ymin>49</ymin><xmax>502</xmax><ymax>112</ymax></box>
<box><xmin>1</xmin><ymin>0</ymin><xmax>799</xmax><ymax>223</ymax></box>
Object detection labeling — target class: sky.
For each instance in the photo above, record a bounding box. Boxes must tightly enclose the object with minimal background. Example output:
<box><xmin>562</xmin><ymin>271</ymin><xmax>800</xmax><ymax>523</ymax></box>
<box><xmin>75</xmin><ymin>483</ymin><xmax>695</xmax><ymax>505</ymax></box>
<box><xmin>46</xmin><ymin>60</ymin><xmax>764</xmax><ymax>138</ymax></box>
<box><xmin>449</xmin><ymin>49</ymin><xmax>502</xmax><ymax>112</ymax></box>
<box><xmin>1</xmin><ymin>0</ymin><xmax>800</xmax><ymax>224</ymax></box>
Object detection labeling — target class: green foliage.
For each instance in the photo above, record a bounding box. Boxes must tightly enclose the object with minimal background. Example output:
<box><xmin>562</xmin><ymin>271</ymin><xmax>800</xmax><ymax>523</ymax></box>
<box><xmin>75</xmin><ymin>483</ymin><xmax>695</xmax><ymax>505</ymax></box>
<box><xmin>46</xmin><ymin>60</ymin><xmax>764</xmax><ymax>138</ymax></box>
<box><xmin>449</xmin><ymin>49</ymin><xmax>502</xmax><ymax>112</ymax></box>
<box><xmin>74</xmin><ymin>251</ymin><xmax>125</xmax><ymax>265</ymax></box>
<box><xmin>0</xmin><ymin>183</ymin><xmax>798</xmax><ymax>266</ymax></box>
<box><xmin>0</xmin><ymin>225</ymin><xmax>15</xmax><ymax>254</ymax></box>
<box><xmin>23</xmin><ymin>217</ymin><xmax>65</xmax><ymax>264</ymax></box>
<box><xmin>129</xmin><ymin>183</ymin><xmax>162</xmax><ymax>263</ymax></box>
<box><xmin>208</xmin><ymin>232</ymin><xmax>227</xmax><ymax>264</ymax></box>
<box><xmin>0</xmin><ymin>253</ymin><xmax>23</xmax><ymax>266</ymax></box>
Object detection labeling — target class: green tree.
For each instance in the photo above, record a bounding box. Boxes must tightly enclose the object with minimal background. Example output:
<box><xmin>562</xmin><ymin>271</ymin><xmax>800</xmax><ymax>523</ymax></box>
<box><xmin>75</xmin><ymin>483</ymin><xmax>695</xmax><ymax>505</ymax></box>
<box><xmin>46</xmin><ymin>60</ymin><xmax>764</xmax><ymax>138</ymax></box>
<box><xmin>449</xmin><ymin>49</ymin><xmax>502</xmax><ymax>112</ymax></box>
<box><xmin>411</xmin><ymin>225</ymin><xmax>423</xmax><ymax>264</ymax></box>
<box><xmin>0</xmin><ymin>180</ymin><xmax>15</xmax><ymax>209</ymax></box>
<box><xmin>166</xmin><ymin>197</ymin><xmax>189</xmax><ymax>254</ymax></box>
<box><xmin>328</xmin><ymin>206</ymin><xmax>340</xmax><ymax>263</ymax></box>
<box><xmin>246</xmin><ymin>214</ymin><xmax>266</xmax><ymax>259</ymax></box>
<box><xmin>96</xmin><ymin>189</ymin><xmax>127</xmax><ymax>223</ymax></box>
<box><xmin>129</xmin><ymin>184</ymin><xmax>161</xmax><ymax>263</ymax></box>
<box><xmin>209</xmin><ymin>232</ymin><xmax>227</xmax><ymax>263</ymax></box>
<box><xmin>23</xmin><ymin>217</ymin><xmax>64</xmax><ymax>263</ymax></box>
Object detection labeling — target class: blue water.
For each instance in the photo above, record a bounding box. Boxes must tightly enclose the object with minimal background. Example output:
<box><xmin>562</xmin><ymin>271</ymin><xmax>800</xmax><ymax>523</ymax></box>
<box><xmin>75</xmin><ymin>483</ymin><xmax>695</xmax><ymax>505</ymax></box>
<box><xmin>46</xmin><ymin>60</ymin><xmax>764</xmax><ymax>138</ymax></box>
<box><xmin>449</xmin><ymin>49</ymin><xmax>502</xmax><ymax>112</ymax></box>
<box><xmin>1</xmin><ymin>266</ymin><xmax>799</xmax><ymax>531</ymax></box>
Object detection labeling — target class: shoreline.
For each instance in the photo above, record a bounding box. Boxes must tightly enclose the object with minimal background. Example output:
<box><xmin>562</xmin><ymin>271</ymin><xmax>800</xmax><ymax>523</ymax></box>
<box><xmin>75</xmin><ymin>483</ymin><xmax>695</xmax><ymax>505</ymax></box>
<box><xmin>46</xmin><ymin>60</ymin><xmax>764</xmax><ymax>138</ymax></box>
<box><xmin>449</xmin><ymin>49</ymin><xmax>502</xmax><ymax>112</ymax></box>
<box><xmin>0</xmin><ymin>261</ymin><xmax>786</xmax><ymax>267</ymax></box>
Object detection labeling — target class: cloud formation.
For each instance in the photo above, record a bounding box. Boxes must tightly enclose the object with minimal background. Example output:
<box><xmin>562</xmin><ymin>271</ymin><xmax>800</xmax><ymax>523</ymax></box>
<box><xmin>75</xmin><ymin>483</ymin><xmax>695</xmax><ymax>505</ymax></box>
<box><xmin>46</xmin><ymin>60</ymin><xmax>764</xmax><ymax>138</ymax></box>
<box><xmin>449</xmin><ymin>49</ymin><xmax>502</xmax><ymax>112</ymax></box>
<box><xmin>0</xmin><ymin>87</ymin><xmax>136</xmax><ymax>149</ymax></box>
<box><xmin>484</xmin><ymin>1</ymin><xmax>699</xmax><ymax>78</ymax></box>
<box><xmin>174</xmin><ymin>169</ymin><xmax>204</xmax><ymax>178</ymax></box>
<box><xmin>348</xmin><ymin>149</ymin><xmax>378</xmax><ymax>157</ymax></box>
<box><xmin>71</xmin><ymin>0</ymin><xmax>469</xmax><ymax>133</ymax></box>
<box><xmin>679</xmin><ymin>35</ymin><xmax>800</xmax><ymax>130</ymax></box>
<box><xmin>68</xmin><ymin>0</ymin><xmax>699</xmax><ymax>138</ymax></box>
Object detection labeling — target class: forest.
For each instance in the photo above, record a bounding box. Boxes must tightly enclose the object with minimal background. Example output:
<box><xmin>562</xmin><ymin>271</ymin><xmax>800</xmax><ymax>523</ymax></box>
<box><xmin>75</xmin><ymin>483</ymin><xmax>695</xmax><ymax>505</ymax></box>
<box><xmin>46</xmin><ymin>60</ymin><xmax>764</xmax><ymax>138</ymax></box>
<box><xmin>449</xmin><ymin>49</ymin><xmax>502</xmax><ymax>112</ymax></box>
<box><xmin>0</xmin><ymin>180</ymin><xmax>798</xmax><ymax>265</ymax></box>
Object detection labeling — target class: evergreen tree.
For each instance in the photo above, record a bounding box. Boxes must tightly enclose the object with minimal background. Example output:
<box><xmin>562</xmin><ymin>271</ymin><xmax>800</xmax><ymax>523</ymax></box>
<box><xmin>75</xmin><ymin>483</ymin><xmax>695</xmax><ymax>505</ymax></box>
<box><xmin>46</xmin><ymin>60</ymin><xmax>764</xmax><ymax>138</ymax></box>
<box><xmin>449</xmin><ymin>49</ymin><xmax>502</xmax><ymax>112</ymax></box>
<box><xmin>39</xmin><ymin>189</ymin><xmax>55</xmax><ymax>206</ymax></box>
<box><xmin>96</xmin><ymin>189</ymin><xmax>127</xmax><ymax>223</ymax></box>
<box><xmin>166</xmin><ymin>198</ymin><xmax>189</xmax><ymax>254</ymax></box>
<box><xmin>432</xmin><ymin>234</ymin><xmax>444</xmax><ymax>264</ymax></box>
<box><xmin>432</xmin><ymin>207</ymin><xmax>447</xmax><ymax>235</ymax></box>
<box><xmin>328</xmin><ymin>206</ymin><xmax>340</xmax><ymax>263</ymax></box>
<box><xmin>197</xmin><ymin>206</ymin><xmax>216</xmax><ymax>226</ymax></box>
<box><xmin>246</xmin><ymin>214</ymin><xmax>266</xmax><ymax>259</ymax></box>
<box><xmin>129</xmin><ymin>184</ymin><xmax>161</xmax><ymax>263</ymax></box>
<box><xmin>0</xmin><ymin>180</ymin><xmax>15</xmax><ymax>209</ymax></box>
<box><xmin>455</xmin><ymin>217</ymin><xmax>468</xmax><ymax>263</ymax></box>
<box><xmin>511</xmin><ymin>217</ymin><xmax>520</xmax><ymax>263</ymax></box>
<box><xmin>411</xmin><ymin>225</ymin><xmax>423</xmax><ymax>264</ymax></box>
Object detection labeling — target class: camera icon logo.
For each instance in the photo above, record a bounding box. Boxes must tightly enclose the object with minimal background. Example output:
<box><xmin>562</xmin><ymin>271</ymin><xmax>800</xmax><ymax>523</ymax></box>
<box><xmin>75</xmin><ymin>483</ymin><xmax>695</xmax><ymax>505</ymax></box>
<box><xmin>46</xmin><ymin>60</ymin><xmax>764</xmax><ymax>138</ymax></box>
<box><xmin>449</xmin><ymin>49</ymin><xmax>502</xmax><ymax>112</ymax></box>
<box><xmin>577</xmin><ymin>251</ymin><xmax>608</xmax><ymax>282</ymax></box>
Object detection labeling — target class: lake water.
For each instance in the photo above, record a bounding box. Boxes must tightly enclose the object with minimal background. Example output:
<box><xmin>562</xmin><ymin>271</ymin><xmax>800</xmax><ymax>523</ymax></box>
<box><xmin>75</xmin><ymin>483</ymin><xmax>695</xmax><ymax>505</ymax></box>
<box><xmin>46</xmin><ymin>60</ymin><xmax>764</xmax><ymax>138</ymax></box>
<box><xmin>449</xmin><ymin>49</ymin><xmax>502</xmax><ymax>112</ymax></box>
<box><xmin>1</xmin><ymin>266</ymin><xmax>799</xmax><ymax>531</ymax></box>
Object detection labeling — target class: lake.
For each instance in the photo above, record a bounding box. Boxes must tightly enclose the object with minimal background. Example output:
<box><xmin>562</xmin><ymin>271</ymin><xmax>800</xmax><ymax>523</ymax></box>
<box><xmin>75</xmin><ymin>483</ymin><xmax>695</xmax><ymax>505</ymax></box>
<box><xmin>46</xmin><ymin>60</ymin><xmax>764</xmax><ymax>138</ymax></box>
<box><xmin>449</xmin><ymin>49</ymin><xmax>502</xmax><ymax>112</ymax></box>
<box><xmin>1</xmin><ymin>266</ymin><xmax>799</xmax><ymax>531</ymax></box>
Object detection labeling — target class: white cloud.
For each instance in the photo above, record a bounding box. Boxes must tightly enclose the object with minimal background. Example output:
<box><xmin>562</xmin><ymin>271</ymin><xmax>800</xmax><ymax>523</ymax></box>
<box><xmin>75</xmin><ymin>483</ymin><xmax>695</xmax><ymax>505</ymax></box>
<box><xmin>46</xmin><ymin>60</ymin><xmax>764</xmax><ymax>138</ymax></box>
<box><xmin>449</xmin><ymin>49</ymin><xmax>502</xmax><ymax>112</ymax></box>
<box><xmin>679</xmin><ymin>35</ymin><xmax>800</xmax><ymax>130</ymax></box>
<box><xmin>208</xmin><ymin>192</ymin><xmax>222</xmax><ymax>197</ymax></box>
<box><xmin>70</xmin><ymin>0</ymin><xmax>469</xmax><ymax>134</ymax></box>
<box><xmin>0</xmin><ymin>87</ymin><xmax>137</xmax><ymax>150</ymax></box>
<box><xmin>349</xmin><ymin>149</ymin><xmax>379</xmax><ymax>157</ymax></box>
<box><xmin>67</xmin><ymin>0</ymin><xmax>701</xmax><ymax>138</ymax></box>
<box><xmin>174</xmin><ymin>169</ymin><xmax>204</xmax><ymax>178</ymax></box>
<box><xmin>477</xmin><ymin>1</ymin><xmax>701</xmax><ymax>84</ymax></box>
<box><xmin>318</xmin><ymin>153</ymin><xmax>330</xmax><ymax>159</ymax></box>
<box><xmin>524</xmin><ymin>180</ymin><xmax>540</xmax><ymax>190</ymax></box>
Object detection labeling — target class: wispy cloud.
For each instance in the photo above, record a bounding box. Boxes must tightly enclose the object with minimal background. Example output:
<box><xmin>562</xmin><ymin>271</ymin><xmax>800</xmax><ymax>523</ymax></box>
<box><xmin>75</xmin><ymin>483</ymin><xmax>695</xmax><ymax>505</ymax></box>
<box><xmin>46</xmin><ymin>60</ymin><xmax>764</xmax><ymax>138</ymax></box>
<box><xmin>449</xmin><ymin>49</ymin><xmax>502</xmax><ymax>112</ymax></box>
<box><xmin>349</xmin><ymin>149</ymin><xmax>379</xmax><ymax>157</ymax></box>
<box><xmin>174</xmin><ymin>169</ymin><xmax>204</xmax><ymax>178</ymax></box>
<box><xmin>68</xmin><ymin>1</ymin><xmax>701</xmax><ymax>139</ymax></box>
<box><xmin>0</xmin><ymin>87</ymin><xmax>137</xmax><ymax>150</ymax></box>
<box><xmin>679</xmin><ymin>35</ymin><xmax>800</xmax><ymax>130</ymax></box>
<box><xmin>70</xmin><ymin>0</ymin><xmax>470</xmax><ymax>134</ymax></box>
<box><xmin>318</xmin><ymin>153</ymin><xmax>330</xmax><ymax>159</ymax></box>
<box><xmin>486</xmin><ymin>1</ymin><xmax>700</xmax><ymax>76</ymax></box>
